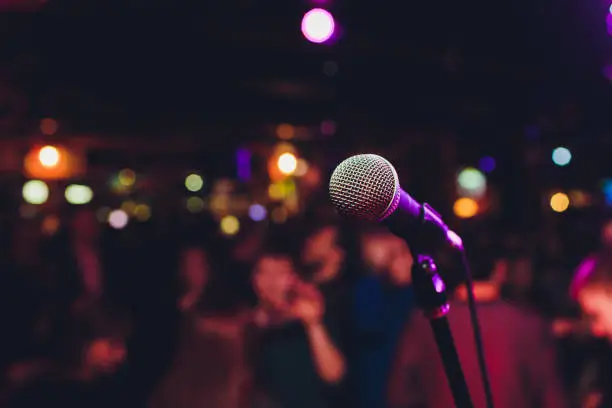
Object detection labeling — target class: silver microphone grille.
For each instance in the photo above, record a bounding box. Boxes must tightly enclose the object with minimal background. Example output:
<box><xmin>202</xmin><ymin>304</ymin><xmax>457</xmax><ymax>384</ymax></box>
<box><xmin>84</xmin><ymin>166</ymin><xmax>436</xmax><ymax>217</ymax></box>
<box><xmin>328</xmin><ymin>154</ymin><xmax>401</xmax><ymax>222</ymax></box>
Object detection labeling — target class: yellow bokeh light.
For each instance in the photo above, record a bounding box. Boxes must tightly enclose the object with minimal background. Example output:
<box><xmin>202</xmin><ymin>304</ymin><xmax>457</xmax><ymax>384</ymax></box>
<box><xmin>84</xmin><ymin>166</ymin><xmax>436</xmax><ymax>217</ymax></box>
<box><xmin>185</xmin><ymin>174</ymin><xmax>204</xmax><ymax>192</ymax></box>
<box><xmin>22</xmin><ymin>180</ymin><xmax>50</xmax><ymax>205</ymax></box>
<box><xmin>38</xmin><ymin>145</ymin><xmax>60</xmax><ymax>168</ymax></box>
<box><xmin>220</xmin><ymin>215</ymin><xmax>240</xmax><ymax>235</ymax></box>
<box><xmin>65</xmin><ymin>184</ymin><xmax>93</xmax><ymax>205</ymax></box>
<box><xmin>268</xmin><ymin>183</ymin><xmax>286</xmax><ymax>200</ymax></box>
<box><xmin>276</xmin><ymin>124</ymin><xmax>295</xmax><ymax>140</ymax></box>
<box><xmin>118</xmin><ymin>169</ymin><xmax>136</xmax><ymax>187</ymax></box>
<box><xmin>550</xmin><ymin>192</ymin><xmax>570</xmax><ymax>213</ymax></box>
<box><xmin>41</xmin><ymin>215</ymin><xmax>60</xmax><ymax>236</ymax></box>
<box><xmin>121</xmin><ymin>200</ymin><xmax>137</xmax><ymax>214</ymax></box>
<box><xmin>134</xmin><ymin>204</ymin><xmax>151</xmax><ymax>221</ymax></box>
<box><xmin>453</xmin><ymin>197</ymin><xmax>479</xmax><ymax>219</ymax></box>
<box><xmin>277</xmin><ymin>153</ymin><xmax>297</xmax><ymax>175</ymax></box>
<box><xmin>186</xmin><ymin>196</ymin><xmax>205</xmax><ymax>213</ymax></box>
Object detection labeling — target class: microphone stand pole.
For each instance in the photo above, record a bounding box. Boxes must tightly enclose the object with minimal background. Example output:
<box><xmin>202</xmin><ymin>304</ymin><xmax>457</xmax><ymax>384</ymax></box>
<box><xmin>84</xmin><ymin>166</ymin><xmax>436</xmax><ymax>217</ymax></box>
<box><xmin>411</xmin><ymin>254</ymin><xmax>475</xmax><ymax>408</ymax></box>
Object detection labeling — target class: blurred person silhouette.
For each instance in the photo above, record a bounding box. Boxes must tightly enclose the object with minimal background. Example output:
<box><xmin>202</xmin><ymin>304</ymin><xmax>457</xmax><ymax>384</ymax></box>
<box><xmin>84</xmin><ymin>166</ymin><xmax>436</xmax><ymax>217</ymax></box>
<box><xmin>351</xmin><ymin>228</ymin><xmax>415</xmax><ymax>408</ymax></box>
<box><xmin>0</xmin><ymin>222</ymin><xmax>47</xmax><ymax>369</ymax></box>
<box><xmin>301</xmin><ymin>221</ymin><xmax>360</xmax><ymax>407</ymax></box>
<box><xmin>149</xmin><ymin>244</ymin><xmax>252</xmax><ymax>408</ymax></box>
<box><xmin>568</xmin><ymin>252</ymin><xmax>612</xmax><ymax>407</ymax></box>
<box><xmin>388</xmin><ymin>250</ymin><xmax>566</xmax><ymax>408</ymax></box>
<box><xmin>5</xmin><ymin>309</ymin><xmax>130</xmax><ymax>408</ymax></box>
<box><xmin>250</xmin><ymin>249</ymin><xmax>345</xmax><ymax>408</ymax></box>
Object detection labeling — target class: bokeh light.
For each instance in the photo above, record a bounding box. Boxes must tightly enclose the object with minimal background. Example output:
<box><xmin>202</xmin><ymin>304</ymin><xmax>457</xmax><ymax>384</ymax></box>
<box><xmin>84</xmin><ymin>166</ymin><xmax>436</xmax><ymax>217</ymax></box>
<box><xmin>453</xmin><ymin>197</ymin><xmax>479</xmax><ymax>219</ymax></box>
<box><xmin>108</xmin><ymin>209</ymin><xmax>129</xmax><ymax>229</ymax></box>
<box><xmin>478</xmin><ymin>156</ymin><xmax>496</xmax><ymax>173</ymax></box>
<box><xmin>40</xmin><ymin>118</ymin><xmax>58</xmax><ymax>135</ymax></box>
<box><xmin>185</xmin><ymin>174</ymin><xmax>204</xmax><ymax>192</ymax></box>
<box><xmin>271</xmin><ymin>207</ymin><xmax>288</xmax><ymax>223</ymax></box>
<box><xmin>38</xmin><ymin>145</ymin><xmax>60</xmax><ymax>167</ymax></box>
<box><xmin>276</xmin><ymin>124</ymin><xmax>295</xmax><ymax>140</ymax></box>
<box><xmin>118</xmin><ymin>169</ymin><xmax>136</xmax><ymax>186</ymax></box>
<box><xmin>134</xmin><ymin>204</ymin><xmax>151</xmax><ymax>222</ymax></box>
<box><xmin>552</xmin><ymin>147</ymin><xmax>572</xmax><ymax>166</ymax></box>
<box><xmin>22</xmin><ymin>180</ymin><xmax>49</xmax><ymax>205</ymax></box>
<box><xmin>65</xmin><ymin>184</ymin><xmax>93</xmax><ymax>205</ymax></box>
<box><xmin>41</xmin><ymin>215</ymin><xmax>60</xmax><ymax>236</ymax></box>
<box><xmin>456</xmin><ymin>167</ymin><xmax>487</xmax><ymax>198</ymax></box>
<box><xmin>248</xmin><ymin>204</ymin><xmax>267</xmax><ymax>221</ymax></box>
<box><xmin>277</xmin><ymin>153</ymin><xmax>298</xmax><ymax>175</ymax></box>
<box><xmin>603</xmin><ymin>179</ymin><xmax>612</xmax><ymax>205</ymax></box>
<box><xmin>186</xmin><ymin>196</ymin><xmax>205</xmax><ymax>213</ymax></box>
<box><xmin>301</xmin><ymin>8</ymin><xmax>335</xmax><ymax>44</ymax></box>
<box><xmin>220</xmin><ymin>215</ymin><xmax>240</xmax><ymax>236</ymax></box>
<box><xmin>550</xmin><ymin>192</ymin><xmax>570</xmax><ymax>213</ymax></box>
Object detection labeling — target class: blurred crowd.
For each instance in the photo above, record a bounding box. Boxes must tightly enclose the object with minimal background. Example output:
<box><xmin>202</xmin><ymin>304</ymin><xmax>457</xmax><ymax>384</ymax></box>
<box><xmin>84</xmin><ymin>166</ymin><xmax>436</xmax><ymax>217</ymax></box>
<box><xmin>1</xmin><ymin>205</ymin><xmax>612</xmax><ymax>408</ymax></box>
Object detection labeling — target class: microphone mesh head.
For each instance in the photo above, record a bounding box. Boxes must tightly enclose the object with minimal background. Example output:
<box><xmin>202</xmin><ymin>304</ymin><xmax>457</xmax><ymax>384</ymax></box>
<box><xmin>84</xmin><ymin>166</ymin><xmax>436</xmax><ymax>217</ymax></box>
<box><xmin>328</xmin><ymin>154</ymin><xmax>401</xmax><ymax>222</ymax></box>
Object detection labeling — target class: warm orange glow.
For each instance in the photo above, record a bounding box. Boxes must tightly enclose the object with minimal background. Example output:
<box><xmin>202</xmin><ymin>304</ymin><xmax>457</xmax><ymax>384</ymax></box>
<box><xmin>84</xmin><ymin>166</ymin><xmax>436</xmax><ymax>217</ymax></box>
<box><xmin>453</xmin><ymin>197</ymin><xmax>479</xmax><ymax>219</ymax></box>
<box><xmin>24</xmin><ymin>145</ymin><xmax>84</xmax><ymax>180</ymax></box>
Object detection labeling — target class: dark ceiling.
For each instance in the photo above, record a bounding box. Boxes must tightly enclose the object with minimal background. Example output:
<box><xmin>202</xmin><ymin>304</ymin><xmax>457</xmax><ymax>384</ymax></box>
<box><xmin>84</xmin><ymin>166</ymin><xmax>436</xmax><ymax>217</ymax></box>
<box><xmin>0</xmin><ymin>0</ymin><xmax>610</xmax><ymax>140</ymax></box>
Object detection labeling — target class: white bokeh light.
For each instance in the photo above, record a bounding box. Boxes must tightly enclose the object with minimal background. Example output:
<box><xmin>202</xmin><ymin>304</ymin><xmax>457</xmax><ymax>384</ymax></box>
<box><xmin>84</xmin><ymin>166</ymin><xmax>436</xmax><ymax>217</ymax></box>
<box><xmin>108</xmin><ymin>209</ymin><xmax>129</xmax><ymax>229</ymax></box>
<box><xmin>301</xmin><ymin>8</ymin><xmax>335</xmax><ymax>44</ymax></box>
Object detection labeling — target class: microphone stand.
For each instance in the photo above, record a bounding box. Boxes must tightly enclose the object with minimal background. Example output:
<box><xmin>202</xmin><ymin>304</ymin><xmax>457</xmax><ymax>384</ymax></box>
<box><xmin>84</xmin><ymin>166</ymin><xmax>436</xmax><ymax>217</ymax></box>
<box><xmin>412</xmin><ymin>254</ymin><xmax>475</xmax><ymax>408</ymax></box>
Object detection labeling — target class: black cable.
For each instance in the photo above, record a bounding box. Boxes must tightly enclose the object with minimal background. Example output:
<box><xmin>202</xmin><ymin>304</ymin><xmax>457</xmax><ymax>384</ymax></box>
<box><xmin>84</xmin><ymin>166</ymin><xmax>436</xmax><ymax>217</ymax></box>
<box><xmin>459</xmin><ymin>250</ymin><xmax>495</xmax><ymax>408</ymax></box>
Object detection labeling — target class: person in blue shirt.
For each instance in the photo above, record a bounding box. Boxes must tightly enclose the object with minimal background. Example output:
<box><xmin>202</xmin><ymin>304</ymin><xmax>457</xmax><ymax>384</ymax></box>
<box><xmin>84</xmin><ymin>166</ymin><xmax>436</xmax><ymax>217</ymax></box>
<box><xmin>351</xmin><ymin>229</ymin><xmax>415</xmax><ymax>408</ymax></box>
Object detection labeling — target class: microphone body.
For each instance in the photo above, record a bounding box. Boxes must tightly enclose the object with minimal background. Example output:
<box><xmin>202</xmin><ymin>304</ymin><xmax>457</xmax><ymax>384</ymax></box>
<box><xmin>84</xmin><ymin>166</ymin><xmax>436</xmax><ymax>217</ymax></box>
<box><xmin>328</xmin><ymin>154</ymin><xmax>462</xmax><ymax>251</ymax></box>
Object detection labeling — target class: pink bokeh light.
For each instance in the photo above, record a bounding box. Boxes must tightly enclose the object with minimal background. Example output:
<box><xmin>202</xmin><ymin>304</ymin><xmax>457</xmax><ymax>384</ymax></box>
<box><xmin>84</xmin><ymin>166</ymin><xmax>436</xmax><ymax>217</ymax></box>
<box><xmin>301</xmin><ymin>8</ymin><xmax>336</xmax><ymax>44</ymax></box>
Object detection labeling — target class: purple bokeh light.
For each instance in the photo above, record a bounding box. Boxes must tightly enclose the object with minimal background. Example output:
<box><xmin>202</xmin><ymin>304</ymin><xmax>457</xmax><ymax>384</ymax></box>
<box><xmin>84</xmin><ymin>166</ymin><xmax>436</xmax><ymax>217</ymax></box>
<box><xmin>478</xmin><ymin>156</ymin><xmax>496</xmax><ymax>173</ymax></box>
<box><xmin>301</xmin><ymin>8</ymin><xmax>335</xmax><ymax>44</ymax></box>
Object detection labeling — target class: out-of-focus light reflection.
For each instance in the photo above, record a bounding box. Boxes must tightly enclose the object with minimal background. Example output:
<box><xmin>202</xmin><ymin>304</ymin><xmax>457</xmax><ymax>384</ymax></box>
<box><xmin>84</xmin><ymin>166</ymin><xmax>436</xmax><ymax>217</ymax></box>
<box><xmin>134</xmin><ymin>204</ymin><xmax>151</xmax><ymax>221</ymax></box>
<box><xmin>108</xmin><ymin>210</ymin><xmax>129</xmax><ymax>229</ymax></box>
<box><xmin>23</xmin><ymin>180</ymin><xmax>49</xmax><ymax>205</ymax></box>
<box><xmin>453</xmin><ymin>197</ymin><xmax>479</xmax><ymax>219</ymax></box>
<box><xmin>65</xmin><ymin>184</ymin><xmax>93</xmax><ymax>205</ymax></box>
<box><xmin>277</xmin><ymin>153</ymin><xmax>298</xmax><ymax>175</ymax></box>
<box><xmin>38</xmin><ymin>146</ymin><xmax>60</xmax><ymax>168</ymax></box>
<box><xmin>118</xmin><ymin>169</ymin><xmax>136</xmax><ymax>186</ymax></box>
<box><xmin>550</xmin><ymin>192</ymin><xmax>570</xmax><ymax>213</ymax></box>
<box><xmin>185</xmin><ymin>174</ymin><xmax>204</xmax><ymax>192</ymax></box>
<box><xmin>249</xmin><ymin>204</ymin><xmax>267</xmax><ymax>221</ymax></box>
<box><xmin>301</xmin><ymin>8</ymin><xmax>335</xmax><ymax>44</ymax></box>
<box><xmin>186</xmin><ymin>196</ymin><xmax>205</xmax><ymax>213</ymax></box>
<box><xmin>40</xmin><ymin>118</ymin><xmax>58</xmax><ymax>135</ymax></box>
<box><xmin>271</xmin><ymin>207</ymin><xmax>288</xmax><ymax>223</ymax></box>
<box><xmin>552</xmin><ymin>147</ymin><xmax>572</xmax><ymax>167</ymax></box>
<box><xmin>41</xmin><ymin>215</ymin><xmax>60</xmax><ymax>236</ymax></box>
<box><xmin>220</xmin><ymin>215</ymin><xmax>240</xmax><ymax>236</ymax></box>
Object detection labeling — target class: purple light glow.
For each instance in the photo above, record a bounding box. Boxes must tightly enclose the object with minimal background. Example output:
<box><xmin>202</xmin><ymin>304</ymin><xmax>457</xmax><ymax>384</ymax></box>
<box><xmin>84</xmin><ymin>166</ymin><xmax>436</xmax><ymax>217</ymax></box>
<box><xmin>432</xmin><ymin>275</ymin><xmax>446</xmax><ymax>294</ymax></box>
<box><xmin>301</xmin><ymin>8</ymin><xmax>335</xmax><ymax>44</ymax></box>
<box><xmin>479</xmin><ymin>156</ymin><xmax>496</xmax><ymax>173</ymax></box>
<box><xmin>236</xmin><ymin>148</ymin><xmax>251</xmax><ymax>181</ymax></box>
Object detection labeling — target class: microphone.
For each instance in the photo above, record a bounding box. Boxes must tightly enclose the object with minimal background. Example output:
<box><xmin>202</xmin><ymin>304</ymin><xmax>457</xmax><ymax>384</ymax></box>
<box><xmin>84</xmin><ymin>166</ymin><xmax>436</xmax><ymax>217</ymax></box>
<box><xmin>328</xmin><ymin>153</ymin><xmax>463</xmax><ymax>251</ymax></box>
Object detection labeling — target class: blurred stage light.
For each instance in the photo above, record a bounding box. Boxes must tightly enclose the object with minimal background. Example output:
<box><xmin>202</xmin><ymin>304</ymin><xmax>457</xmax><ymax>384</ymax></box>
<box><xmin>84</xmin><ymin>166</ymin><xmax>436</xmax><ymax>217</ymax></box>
<box><xmin>248</xmin><ymin>204</ymin><xmax>267</xmax><ymax>221</ymax></box>
<box><xmin>23</xmin><ymin>180</ymin><xmax>49</xmax><ymax>205</ymax></box>
<box><xmin>271</xmin><ymin>207</ymin><xmax>288</xmax><ymax>223</ymax></box>
<box><xmin>185</xmin><ymin>174</ymin><xmax>204</xmax><ymax>192</ymax></box>
<box><xmin>301</xmin><ymin>8</ymin><xmax>335</xmax><ymax>44</ymax></box>
<box><xmin>41</xmin><ymin>215</ymin><xmax>60</xmax><ymax>236</ymax></box>
<box><xmin>276</xmin><ymin>124</ymin><xmax>295</xmax><ymax>140</ymax></box>
<box><xmin>550</xmin><ymin>192</ymin><xmax>570</xmax><ymax>213</ymax></box>
<box><xmin>118</xmin><ymin>169</ymin><xmax>136</xmax><ymax>186</ymax></box>
<box><xmin>220</xmin><ymin>215</ymin><xmax>240</xmax><ymax>236</ymax></box>
<box><xmin>295</xmin><ymin>159</ymin><xmax>309</xmax><ymax>177</ymax></box>
<box><xmin>134</xmin><ymin>204</ymin><xmax>151</xmax><ymax>222</ymax></box>
<box><xmin>478</xmin><ymin>156</ymin><xmax>496</xmax><ymax>173</ymax></box>
<box><xmin>277</xmin><ymin>153</ymin><xmax>298</xmax><ymax>175</ymax></box>
<box><xmin>108</xmin><ymin>209</ymin><xmax>129</xmax><ymax>229</ymax></box>
<box><xmin>186</xmin><ymin>196</ymin><xmax>205</xmax><ymax>213</ymax></box>
<box><xmin>456</xmin><ymin>167</ymin><xmax>487</xmax><ymax>198</ymax></box>
<box><xmin>38</xmin><ymin>145</ymin><xmax>60</xmax><ymax>168</ymax></box>
<box><xmin>453</xmin><ymin>197</ymin><xmax>479</xmax><ymax>219</ymax></box>
<box><xmin>65</xmin><ymin>184</ymin><xmax>93</xmax><ymax>205</ymax></box>
<box><xmin>552</xmin><ymin>147</ymin><xmax>571</xmax><ymax>166</ymax></box>
<box><xmin>40</xmin><ymin>118</ymin><xmax>58</xmax><ymax>136</ymax></box>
